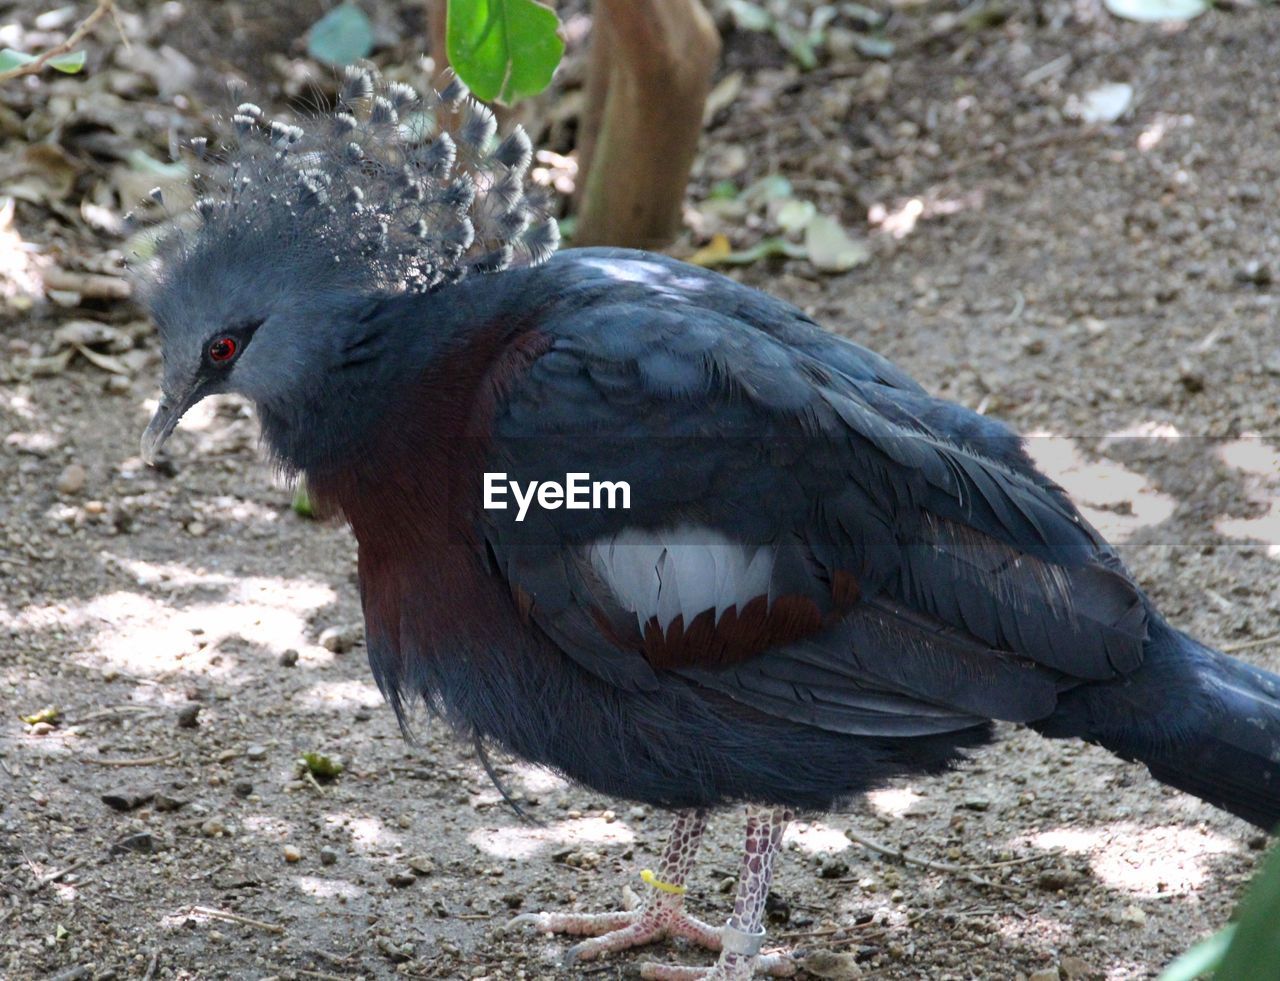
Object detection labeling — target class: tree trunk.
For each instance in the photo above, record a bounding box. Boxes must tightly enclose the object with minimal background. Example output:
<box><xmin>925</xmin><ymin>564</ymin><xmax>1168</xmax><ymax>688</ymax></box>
<box><xmin>426</xmin><ymin>0</ymin><xmax>449</xmax><ymax>80</ymax></box>
<box><xmin>573</xmin><ymin>0</ymin><xmax>721</xmax><ymax>250</ymax></box>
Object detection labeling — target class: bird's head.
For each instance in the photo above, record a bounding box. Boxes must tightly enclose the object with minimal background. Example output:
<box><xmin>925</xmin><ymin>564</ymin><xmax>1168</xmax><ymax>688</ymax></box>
<box><xmin>138</xmin><ymin>66</ymin><xmax>558</xmax><ymax>466</ymax></box>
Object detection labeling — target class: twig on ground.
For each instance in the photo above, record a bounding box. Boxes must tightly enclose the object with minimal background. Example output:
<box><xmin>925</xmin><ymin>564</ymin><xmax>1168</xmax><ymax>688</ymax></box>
<box><xmin>1222</xmin><ymin>633</ymin><xmax>1280</xmax><ymax>654</ymax></box>
<box><xmin>842</xmin><ymin>830</ymin><xmax>1021</xmax><ymax>894</ymax></box>
<box><xmin>959</xmin><ymin>850</ymin><xmax>1063</xmax><ymax>871</ymax></box>
<box><xmin>31</xmin><ymin>854</ymin><xmax>95</xmax><ymax>890</ymax></box>
<box><xmin>0</xmin><ymin>0</ymin><xmax>117</xmax><ymax>83</ymax></box>
<box><xmin>86</xmin><ymin>753</ymin><xmax>180</xmax><ymax>767</ymax></box>
<box><xmin>269</xmin><ymin>968</ymin><xmax>349</xmax><ymax>981</ymax></box>
<box><xmin>310</xmin><ymin>949</ymin><xmax>354</xmax><ymax>967</ymax></box>
<box><xmin>141</xmin><ymin>951</ymin><xmax>159</xmax><ymax>981</ymax></box>
<box><xmin>73</xmin><ymin>704</ymin><xmax>157</xmax><ymax>725</ymax></box>
<box><xmin>189</xmin><ymin>905</ymin><xmax>285</xmax><ymax>934</ymax></box>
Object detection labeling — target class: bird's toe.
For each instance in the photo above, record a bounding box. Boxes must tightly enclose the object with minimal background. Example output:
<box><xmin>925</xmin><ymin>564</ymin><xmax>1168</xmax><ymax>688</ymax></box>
<box><xmin>508</xmin><ymin>908</ymin><xmax>638</xmax><ymax>938</ymax></box>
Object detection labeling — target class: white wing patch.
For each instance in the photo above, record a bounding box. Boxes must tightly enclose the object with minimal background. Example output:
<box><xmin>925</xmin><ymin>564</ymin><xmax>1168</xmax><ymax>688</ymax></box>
<box><xmin>586</xmin><ymin>525</ymin><xmax>775</xmax><ymax>633</ymax></box>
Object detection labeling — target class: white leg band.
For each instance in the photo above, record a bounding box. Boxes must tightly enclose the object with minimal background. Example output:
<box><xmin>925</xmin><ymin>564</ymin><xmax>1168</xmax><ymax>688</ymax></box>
<box><xmin>720</xmin><ymin>921</ymin><xmax>766</xmax><ymax>957</ymax></box>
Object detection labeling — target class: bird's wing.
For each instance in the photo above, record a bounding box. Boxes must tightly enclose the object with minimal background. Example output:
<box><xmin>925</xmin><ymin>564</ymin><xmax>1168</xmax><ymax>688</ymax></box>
<box><xmin>479</xmin><ymin>250</ymin><xmax>1148</xmax><ymax>737</ymax></box>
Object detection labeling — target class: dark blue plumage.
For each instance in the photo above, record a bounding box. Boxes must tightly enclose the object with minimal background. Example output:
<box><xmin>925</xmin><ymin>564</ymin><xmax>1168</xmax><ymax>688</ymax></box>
<box><xmin>292</xmin><ymin>248</ymin><xmax>1277</xmax><ymax>826</ymax></box>
<box><xmin>141</xmin><ymin>71</ymin><xmax>1279</xmax><ymax>978</ymax></box>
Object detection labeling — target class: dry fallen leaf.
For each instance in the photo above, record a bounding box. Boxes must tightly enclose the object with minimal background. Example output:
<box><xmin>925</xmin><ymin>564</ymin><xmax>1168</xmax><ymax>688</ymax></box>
<box><xmin>805</xmin><ymin>215</ymin><xmax>870</xmax><ymax>273</ymax></box>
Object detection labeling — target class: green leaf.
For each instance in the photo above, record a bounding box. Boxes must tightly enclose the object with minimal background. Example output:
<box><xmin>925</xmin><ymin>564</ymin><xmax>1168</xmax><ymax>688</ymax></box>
<box><xmin>1103</xmin><ymin>0</ymin><xmax>1208</xmax><ymax>21</ymax></box>
<box><xmin>299</xmin><ymin>752</ymin><xmax>345</xmax><ymax>780</ymax></box>
<box><xmin>47</xmin><ymin>50</ymin><xmax>86</xmax><ymax>73</ymax></box>
<box><xmin>740</xmin><ymin>174</ymin><xmax>793</xmax><ymax>207</ymax></box>
<box><xmin>689</xmin><ymin>234</ymin><xmax>806</xmax><ymax>268</ymax></box>
<box><xmin>126</xmin><ymin>148</ymin><xmax>189</xmax><ymax>179</ymax></box>
<box><xmin>292</xmin><ymin>482</ymin><xmax>314</xmax><ymax>519</ymax></box>
<box><xmin>1159</xmin><ymin>926</ymin><xmax>1236</xmax><ymax>981</ymax></box>
<box><xmin>725</xmin><ymin>0</ymin><xmax>773</xmax><ymax>31</ymax></box>
<box><xmin>20</xmin><ymin>705</ymin><xmax>60</xmax><ymax>726</ymax></box>
<box><xmin>308</xmin><ymin>3</ymin><xmax>375</xmax><ymax>67</ymax></box>
<box><xmin>0</xmin><ymin>48</ymin><xmax>36</xmax><ymax>72</ymax></box>
<box><xmin>447</xmin><ymin>0</ymin><xmax>564</xmax><ymax>105</ymax></box>
<box><xmin>1216</xmin><ymin>841</ymin><xmax>1280</xmax><ymax>980</ymax></box>
<box><xmin>850</xmin><ymin>34</ymin><xmax>895</xmax><ymax>59</ymax></box>
<box><xmin>773</xmin><ymin>20</ymin><xmax>819</xmax><ymax>71</ymax></box>
<box><xmin>708</xmin><ymin>179</ymin><xmax>740</xmax><ymax>201</ymax></box>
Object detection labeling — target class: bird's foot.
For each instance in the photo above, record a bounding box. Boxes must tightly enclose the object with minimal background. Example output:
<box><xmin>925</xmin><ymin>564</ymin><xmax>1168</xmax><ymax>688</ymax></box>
<box><xmin>508</xmin><ymin>904</ymin><xmax>722</xmax><ymax>966</ymax></box>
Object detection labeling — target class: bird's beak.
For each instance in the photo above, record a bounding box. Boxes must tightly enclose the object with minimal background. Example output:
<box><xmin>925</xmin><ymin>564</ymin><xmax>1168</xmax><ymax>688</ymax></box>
<box><xmin>141</xmin><ymin>389</ymin><xmax>196</xmax><ymax>466</ymax></box>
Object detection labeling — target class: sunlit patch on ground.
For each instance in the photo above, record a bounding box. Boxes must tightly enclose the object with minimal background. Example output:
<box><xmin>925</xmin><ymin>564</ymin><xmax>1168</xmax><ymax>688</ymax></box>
<box><xmin>785</xmin><ymin>820</ymin><xmax>851</xmax><ymax>855</ymax></box>
<box><xmin>868</xmin><ymin>190</ymin><xmax>982</xmax><ymax>239</ymax></box>
<box><xmin>993</xmin><ymin>912</ymin><xmax>1072</xmax><ymax>948</ymax></box>
<box><xmin>866</xmin><ymin>787</ymin><xmax>925</xmax><ymax>819</ymax></box>
<box><xmin>293</xmin><ymin>875</ymin><xmax>365</xmax><ymax>901</ymax></box>
<box><xmin>1215</xmin><ymin>436</ymin><xmax>1280</xmax><ymax>559</ymax></box>
<box><xmin>297</xmin><ymin>679</ymin><xmax>384</xmax><ymax>713</ymax></box>
<box><xmin>324</xmin><ymin>813</ymin><xmax>405</xmax><ymax>856</ymax></box>
<box><xmin>469</xmin><ymin>816</ymin><xmax>636</xmax><ymax>860</ymax></box>
<box><xmin>1023</xmin><ymin>822</ymin><xmax>1239</xmax><ymax>897</ymax></box>
<box><xmin>1022</xmin><ymin>433</ymin><xmax>1177</xmax><ymax>541</ymax></box>
<box><xmin>2</xmin><ymin>564</ymin><xmax>337</xmax><ymax>677</ymax></box>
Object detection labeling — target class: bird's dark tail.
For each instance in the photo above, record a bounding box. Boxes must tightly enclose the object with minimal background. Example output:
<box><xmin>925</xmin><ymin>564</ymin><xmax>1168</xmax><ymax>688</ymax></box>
<box><xmin>1037</xmin><ymin>615</ymin><xmax>1280</xmax><ymax>831</ymax></box>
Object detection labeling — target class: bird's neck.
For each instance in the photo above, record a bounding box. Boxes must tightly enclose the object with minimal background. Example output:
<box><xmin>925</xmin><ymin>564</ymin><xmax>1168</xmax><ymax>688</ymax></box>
<box><xmin>255</xmin><ymin>271</ymin><xmax>536</xmax><ymax>476</ymax></box>
<box><xmin>296</xmin><ymin>273</ymin><xmax>550</xmax><ymax>549</ymax></box>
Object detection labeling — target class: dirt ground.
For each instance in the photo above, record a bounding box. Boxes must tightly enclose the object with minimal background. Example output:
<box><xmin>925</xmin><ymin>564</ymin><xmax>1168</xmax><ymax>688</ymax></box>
<box><xmin>2</xmin><ymin>1</ymin><xmax>1279</xmax><ymax>979</ymax></box>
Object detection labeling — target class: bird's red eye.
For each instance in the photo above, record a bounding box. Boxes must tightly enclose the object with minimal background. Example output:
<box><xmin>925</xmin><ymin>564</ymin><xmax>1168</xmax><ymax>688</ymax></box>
<box><xmin>208</xmin><ymin>337</ymin><xmax>237</xmax><ymax>363</ymax></box>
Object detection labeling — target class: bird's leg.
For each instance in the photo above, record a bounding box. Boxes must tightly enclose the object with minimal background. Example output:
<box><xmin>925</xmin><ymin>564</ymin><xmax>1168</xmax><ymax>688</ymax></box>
<box><xmin>510</xmin><ymin>808</ymin><xmax>725</xmax><ymax>965</ymax></box>
<box><xmin>639</xmin><ymin>805</ymin><xmax>796</xmax><ymax>980</ymax></box>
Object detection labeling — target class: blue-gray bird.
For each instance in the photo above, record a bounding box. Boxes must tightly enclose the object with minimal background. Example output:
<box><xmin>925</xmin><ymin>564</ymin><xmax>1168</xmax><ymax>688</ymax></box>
<box><xmin>139</xmin><ymin>66</ymin><xmax>1280</xmax><ymax>980</ymax></box>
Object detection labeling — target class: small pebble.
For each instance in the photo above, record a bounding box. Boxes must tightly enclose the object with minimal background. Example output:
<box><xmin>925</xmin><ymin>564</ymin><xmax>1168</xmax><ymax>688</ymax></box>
<box><xmin>818</xmin><ymin>856</ymin><xmax>849</xmax><ymax>879</ymax></box>
<box><xmin>232</xmin><ymin>780</ymin><xmax>253</xmax><ymax>798</ymax></box>
<box><xmin>801</xmin><ymin>950</ymin><xmax>862</xmax><ymax>979</ymax></box>
<box><xmin>1178</xmin><ymin>362</ymin><xmax>1205</xmax><ymax>393</ymax></box>
<box><xmin>56</xmin><ymin>464</ymin><xmax>86</xmax><ymax>495</ymax></box>
<box><xmin>278</xmin><ymin>648</ymin><xmax>299</xmax><ymax>667</ymax></box>
<box><xmin>319</xmin><ymin>624</ymin><xmax>362</xmax><ymax>653</ymax></box>
<box><xmin>101</xmin><ymin>789</ymin><xmax>154</xmax><ymax>812</ymax></box>
<box><xmin>186</xmin><ymin>520</ymin><xmax>207</xmax><ymax>537</ymax></box>
<box><xmin>246</xmin><ymin>744</ymin><xmax>267</xmax><ymax>761</ymax></box>
<box><xmin>201</xmin><ymin>817</ymin><xmax>228</xmax><ymax>837</ymax></box>
<box><xmin>111</xmin><ymin>831</ymin><xmax>156</xmax><ymax>855</ymax></box>
<box><xmin>1037</xmin><ymin>868</ymin><xmax>1080</xmax><ymax>892</ymax></box>
<box><xmin>283</xmin><ymin>845</ymin><xmax>302</xmax><ymax>863</ymax></box>
<box><xmin>319</xmin><ymin>847</ymin><xmax>339</xmax><ymax>866</ymax></box>
<box><xmin>1060</xmin><ymin>956</ymin><xmax>1096</xmax><ymax>980</ymax></box>
<box><xmin>408</xmin><ymin>855</ymin><xmax>435</xmax><ymax>875</ymax></box>
<box><xmin>176</xmin><ymin>704</ymin><xmax>201</xmax><ymax>728</ymax></box>
<box><xmin>1234</xmin><ymin>260</ymin><xmax>1272</xmax><ymax>286</ymax></box>
<box><xmin>1119</xmin><ymin>904</ymin><xmax>1147</xmax><ymax>927</ymax></box>
<box><xmin>386</xmin><ymin>869</ymin><xmax>417</xmax><ymax>887</ymax></box>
